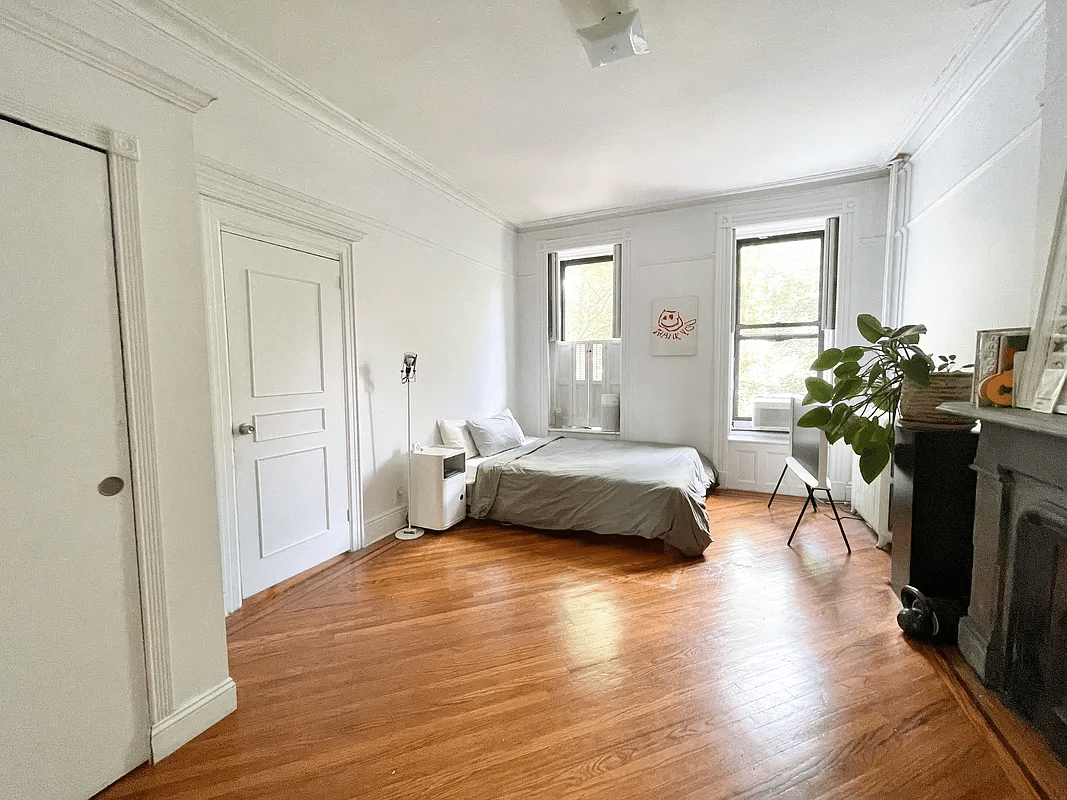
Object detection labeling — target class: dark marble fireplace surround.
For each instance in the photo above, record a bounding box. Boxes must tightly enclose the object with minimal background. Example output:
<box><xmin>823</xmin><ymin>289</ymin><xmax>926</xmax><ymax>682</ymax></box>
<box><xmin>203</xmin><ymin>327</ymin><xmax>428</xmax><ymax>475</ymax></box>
<box><xmin>942</xmin><ymin>403</ymin><xmax>1067</xmax><ymax>763</ymax></box>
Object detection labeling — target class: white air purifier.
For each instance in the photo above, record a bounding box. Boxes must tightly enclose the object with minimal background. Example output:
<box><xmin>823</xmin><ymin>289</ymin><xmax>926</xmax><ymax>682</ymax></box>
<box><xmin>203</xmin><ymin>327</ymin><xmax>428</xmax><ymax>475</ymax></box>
<box><xmin>601</xmin><ymin>393</ymin><xmax>620</xmax><ymax>432</ymax></box>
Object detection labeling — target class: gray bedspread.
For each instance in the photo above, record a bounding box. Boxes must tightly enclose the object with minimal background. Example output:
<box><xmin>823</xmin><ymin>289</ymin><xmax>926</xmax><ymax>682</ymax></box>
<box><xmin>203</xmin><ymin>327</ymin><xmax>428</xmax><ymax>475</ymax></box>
<box><xmin>469</xmin><ymin>436</ymin><xmax>716</xmax><ymax>556</ymax></box>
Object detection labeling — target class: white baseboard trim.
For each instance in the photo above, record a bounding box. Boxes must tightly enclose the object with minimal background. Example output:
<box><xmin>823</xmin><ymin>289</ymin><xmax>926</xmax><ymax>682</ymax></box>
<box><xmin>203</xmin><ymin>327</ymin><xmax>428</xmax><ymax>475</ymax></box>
<box><xmin>364</xmin><ymin>505</ymin><xmax>408</xmax><ymax>546</ymax></box>
<box><xmin>151</xmin><ymin>676</ymin><xmax>237</xmax><ymax>762</ymax></box>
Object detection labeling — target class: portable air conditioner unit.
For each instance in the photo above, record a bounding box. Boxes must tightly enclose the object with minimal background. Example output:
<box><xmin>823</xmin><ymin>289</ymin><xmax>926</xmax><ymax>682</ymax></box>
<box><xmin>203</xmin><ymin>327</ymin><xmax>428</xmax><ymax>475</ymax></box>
<box><xmin>751</xmin><ymin>395</ymin><xmax>793</xmax><ymax>431</ymax></box>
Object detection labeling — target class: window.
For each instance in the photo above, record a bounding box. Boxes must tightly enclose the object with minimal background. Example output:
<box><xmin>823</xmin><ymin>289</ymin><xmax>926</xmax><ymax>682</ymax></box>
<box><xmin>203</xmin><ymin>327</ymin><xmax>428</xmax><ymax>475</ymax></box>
<box><xmin>548</xmin><ymin>245</ymin><xmax>622</xmax><ymax>430</ymax></box>
<box><xmin>733</xmin><ymin>221</ymin><xmax>838</xmax><ymax>425</ymax></box>
<box><xmin>561</xmin><ymin>255</ymin><xmax>616</xmax><ymax>341</ymax></box>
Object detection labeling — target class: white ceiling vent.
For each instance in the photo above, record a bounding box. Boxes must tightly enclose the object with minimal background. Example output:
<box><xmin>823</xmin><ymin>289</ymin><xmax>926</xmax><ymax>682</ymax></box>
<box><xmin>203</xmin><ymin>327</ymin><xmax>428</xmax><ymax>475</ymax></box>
<box><xmin>577</xmin><ymin>10</ymin><xmax>649</xmax><ymax>67</ymax></box>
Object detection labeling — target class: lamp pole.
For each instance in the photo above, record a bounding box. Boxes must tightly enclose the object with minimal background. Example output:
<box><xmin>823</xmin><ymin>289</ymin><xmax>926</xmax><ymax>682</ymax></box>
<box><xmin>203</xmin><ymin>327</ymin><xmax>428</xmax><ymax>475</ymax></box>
<box><xmin>395</xmin><ymin>353</ymin><xmax>423</xmax><ymax>540</ymax></box>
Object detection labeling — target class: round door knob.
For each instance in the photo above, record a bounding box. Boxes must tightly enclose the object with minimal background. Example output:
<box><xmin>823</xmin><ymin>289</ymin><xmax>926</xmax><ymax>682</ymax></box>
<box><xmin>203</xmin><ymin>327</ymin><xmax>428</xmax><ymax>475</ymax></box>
<box><xmin>237</xmin><ymin>422</ymin><xmax>256</xmax><ymax>436</ymax></box>
<box><xmin>98</xmin><ymin>476</ymin><xmax>125</xmax><ymax>496</ymax></box>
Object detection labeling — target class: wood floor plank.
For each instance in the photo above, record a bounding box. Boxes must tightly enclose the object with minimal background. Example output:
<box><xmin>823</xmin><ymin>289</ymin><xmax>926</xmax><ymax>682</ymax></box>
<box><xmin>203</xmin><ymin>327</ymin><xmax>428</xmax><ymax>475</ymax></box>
<box><xmin>96</xmin><ymin>491</ymin><xmax>1056</xmax><ymax>799</ymax></box>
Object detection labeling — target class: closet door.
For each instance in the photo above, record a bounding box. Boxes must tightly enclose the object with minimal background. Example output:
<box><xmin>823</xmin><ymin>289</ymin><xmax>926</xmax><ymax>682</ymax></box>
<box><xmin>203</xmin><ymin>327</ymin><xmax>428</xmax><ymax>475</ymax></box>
<box><xmin>0</xmin><ymin>118</ymin><xmax>150</xmax><ymax>798</ymax></box>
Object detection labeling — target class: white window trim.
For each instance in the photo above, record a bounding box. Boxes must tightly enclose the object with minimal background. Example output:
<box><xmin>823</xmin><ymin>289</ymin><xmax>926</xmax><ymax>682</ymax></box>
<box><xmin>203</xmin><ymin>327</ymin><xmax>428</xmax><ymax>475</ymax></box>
<box><xmin>537</xmin><ymin>230</ymin><xmax>632</xmax><ymax>437</ymax></box>
<box><xmin>714</xmin><ymin>198</ymin><xmax>857</xmax><ymax>458</ymax></box>
<box><xmin>731</xmin><ymin>226</ymin><xmax>829</xmax><ymax>426</ymax></box>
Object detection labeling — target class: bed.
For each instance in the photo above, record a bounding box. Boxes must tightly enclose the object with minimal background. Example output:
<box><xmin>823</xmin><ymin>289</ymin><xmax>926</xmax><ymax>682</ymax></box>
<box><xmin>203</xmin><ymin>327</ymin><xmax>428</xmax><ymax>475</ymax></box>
<box><xmin>468</xmin><ymin>435</ymin><xmax>717</xmax><ymax>556</ymax></box>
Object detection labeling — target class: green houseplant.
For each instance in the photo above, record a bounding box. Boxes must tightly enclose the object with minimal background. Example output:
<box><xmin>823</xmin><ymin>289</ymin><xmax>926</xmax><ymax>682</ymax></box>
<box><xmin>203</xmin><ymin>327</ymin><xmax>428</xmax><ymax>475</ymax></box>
<box><xmin>797</xmin><ymin>314</ymin><xmax>970</xmax><ymax>484</ymax></box>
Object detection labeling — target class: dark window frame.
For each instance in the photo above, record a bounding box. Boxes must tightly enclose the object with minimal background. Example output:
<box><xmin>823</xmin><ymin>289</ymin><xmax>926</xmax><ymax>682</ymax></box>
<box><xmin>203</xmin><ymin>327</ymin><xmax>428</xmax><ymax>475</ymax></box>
<box><xmin>558</xmin><ymin>254</ymin><xmax>618</xmax><ymax>343</ymax></box>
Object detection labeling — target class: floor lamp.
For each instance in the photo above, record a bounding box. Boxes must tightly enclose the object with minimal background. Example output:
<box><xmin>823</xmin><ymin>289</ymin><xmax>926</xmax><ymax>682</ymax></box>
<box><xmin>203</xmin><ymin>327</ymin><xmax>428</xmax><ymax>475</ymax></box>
<box><xmin>395</xmin><ymin>351</ymin><xmax>423</xmax><ymax>540</ymax></box>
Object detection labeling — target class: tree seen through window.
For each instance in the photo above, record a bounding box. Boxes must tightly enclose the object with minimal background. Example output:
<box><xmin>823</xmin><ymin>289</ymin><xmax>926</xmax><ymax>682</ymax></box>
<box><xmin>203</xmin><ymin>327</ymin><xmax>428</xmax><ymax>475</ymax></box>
<box><xmin>734</xmin><ymin>233</ymin><xmax>825</xmax><ymax>421</ymax></box>
<box><xmin>563</xmin><ymin>257</ymin><xmax>615</xmax><ymax>341</ymax></box>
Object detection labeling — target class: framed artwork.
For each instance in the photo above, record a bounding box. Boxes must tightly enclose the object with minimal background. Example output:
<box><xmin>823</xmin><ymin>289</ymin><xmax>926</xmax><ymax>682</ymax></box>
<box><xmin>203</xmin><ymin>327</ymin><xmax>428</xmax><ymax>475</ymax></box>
<box><xmin>972</xmin><ymin>327</ymin><xmax>1029</xmax><ymax>408</ymax></box>
<box><xmin>651</xmin><ymin>296</ymin><xmax>698</xmax><ymax>356</ymax></box>
<box><xmin>1019</xmin><ymin>164</ymin><xmax>1067</xmax><ymax>410</ymax></box>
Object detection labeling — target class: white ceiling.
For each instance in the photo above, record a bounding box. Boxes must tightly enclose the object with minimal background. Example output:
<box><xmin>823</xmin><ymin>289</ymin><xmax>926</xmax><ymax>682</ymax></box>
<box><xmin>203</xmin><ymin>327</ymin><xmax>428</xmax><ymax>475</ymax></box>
<box><xmin>175</xmin><ymin>0</ymin><xmax>993</xmax><ymax>227</ymax></box>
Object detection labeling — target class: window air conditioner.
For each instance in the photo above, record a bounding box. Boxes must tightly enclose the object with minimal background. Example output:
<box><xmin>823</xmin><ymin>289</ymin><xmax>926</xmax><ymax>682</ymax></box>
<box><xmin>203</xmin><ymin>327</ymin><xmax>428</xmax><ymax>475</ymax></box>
<box><xmin>751</xmin><ymin>395</ymin><xmax>793</xmax><ymax>431</ymax></box>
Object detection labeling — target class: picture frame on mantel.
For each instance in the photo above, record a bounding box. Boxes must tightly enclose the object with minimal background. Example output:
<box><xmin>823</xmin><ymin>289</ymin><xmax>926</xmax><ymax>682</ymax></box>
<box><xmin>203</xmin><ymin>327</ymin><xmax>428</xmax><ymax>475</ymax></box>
<box><xmin>1019</xmin><ymin>162</ymin><xmax>1067</xmax><ymax>411</ymax></box>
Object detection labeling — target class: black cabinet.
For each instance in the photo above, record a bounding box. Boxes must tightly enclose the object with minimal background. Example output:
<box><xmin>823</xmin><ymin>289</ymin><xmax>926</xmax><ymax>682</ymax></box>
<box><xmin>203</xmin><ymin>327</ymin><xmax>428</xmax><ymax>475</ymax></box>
<box><xmin>890</xmin><ymin>425</ymin><xmax>978</xmax><ymax>600</ymax></box>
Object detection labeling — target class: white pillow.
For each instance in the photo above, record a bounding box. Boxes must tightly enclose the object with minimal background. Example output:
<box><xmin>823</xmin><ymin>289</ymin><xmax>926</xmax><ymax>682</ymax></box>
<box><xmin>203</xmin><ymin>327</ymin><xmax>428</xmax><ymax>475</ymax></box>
<box><xmin>437</xmin><ymin>419</ymin><xmax>478</xmax><ymax>459</ymax></box>
<box><xmin>466</xmin><ymin>408</ymin><xmax>525</xmax><ymax>457</ymax></box>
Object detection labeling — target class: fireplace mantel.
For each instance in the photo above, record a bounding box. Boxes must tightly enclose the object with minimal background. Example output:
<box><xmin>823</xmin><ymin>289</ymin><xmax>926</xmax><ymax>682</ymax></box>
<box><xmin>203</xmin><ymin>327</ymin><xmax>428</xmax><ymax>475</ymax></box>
<box><xmin>940</xmin><ymin>400</ymin><xmax>1067</xmax><ymax>763</ymax></box>
<box><xmin>941</xmin><ymin>401</ymin><xmax>1067</xmax><ymax>440</ymax></box>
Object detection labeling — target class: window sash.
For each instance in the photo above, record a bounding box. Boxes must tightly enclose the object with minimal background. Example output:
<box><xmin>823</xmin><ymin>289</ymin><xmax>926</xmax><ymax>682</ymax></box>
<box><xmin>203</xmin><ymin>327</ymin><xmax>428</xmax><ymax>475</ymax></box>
<box><xmin>732</xmin><ymin>227</ymin><xmax>834</xmax><ymax>422</ymax></box>
<box><xmin>549</xmin><ymin>246</ymin><xmax>622</xmax><ymax>343</ymax></box>
<box><xmin>736</xmin><ymin>321</ymin><xmax>820</xmax><ymax>339</ymax></box>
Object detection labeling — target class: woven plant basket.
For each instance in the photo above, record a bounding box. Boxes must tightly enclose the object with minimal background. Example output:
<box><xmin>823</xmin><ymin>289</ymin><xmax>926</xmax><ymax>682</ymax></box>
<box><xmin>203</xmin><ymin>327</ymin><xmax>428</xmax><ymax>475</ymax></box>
<box><xmin>899</xmin><ymin>372</ymin><xmax>975</xmax><ymax>426</ymax></box>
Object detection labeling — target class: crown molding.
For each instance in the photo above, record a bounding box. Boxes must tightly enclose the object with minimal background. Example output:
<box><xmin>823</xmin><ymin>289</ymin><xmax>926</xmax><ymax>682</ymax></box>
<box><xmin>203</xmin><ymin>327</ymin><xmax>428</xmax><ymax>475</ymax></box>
<box><xmin>886</xmin><ymin>0</ymin><xmax>1045</xmax><ymax>161</ymax></box>
<box><xmin>518</xmin><ymin>165</ymin><xmax>887</xmax><ymax>233</ymax></box>
<box><xmin>94</xmin><ymin>0</ymin><xmax>517</xmax><ymax>231</ymax></box>
<box><xmin>197</xmin><ymin>157</ymin><xmax>367</xmax><ymax>244</ymax></box>
<box><xmin>0</xmin><ymin>0</ymin><xmax>215</xmax><ymax>112</ymax></box>
<box><xmin>198</xmin><ymin>157</ymin><xmax>515</xmax><ymax>279</ymax></box>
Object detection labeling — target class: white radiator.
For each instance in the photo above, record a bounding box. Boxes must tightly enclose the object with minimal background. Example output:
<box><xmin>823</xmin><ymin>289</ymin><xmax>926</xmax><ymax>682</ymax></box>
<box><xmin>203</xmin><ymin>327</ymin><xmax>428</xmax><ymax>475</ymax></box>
<box><xmin>851</xmin><ymin>453</ymin><xmax>892</xmax><ymax>547</ymax></box>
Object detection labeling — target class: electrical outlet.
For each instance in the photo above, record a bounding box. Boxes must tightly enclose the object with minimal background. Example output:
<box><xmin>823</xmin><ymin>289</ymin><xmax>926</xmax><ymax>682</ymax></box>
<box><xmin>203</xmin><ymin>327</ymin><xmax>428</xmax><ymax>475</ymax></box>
<box><xmin>396</xmin><ymin>486</ymin><xmax>405</xmax><ymax>504</ymax></box>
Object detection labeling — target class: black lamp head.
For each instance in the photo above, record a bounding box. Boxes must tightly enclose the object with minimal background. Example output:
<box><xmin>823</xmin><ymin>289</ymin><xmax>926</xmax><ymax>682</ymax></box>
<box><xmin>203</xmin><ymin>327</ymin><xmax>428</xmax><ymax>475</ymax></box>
<box><xmin>401</xmin><ymin>352</ymin><xmax>417</xmax><ymax>383</ymax></box>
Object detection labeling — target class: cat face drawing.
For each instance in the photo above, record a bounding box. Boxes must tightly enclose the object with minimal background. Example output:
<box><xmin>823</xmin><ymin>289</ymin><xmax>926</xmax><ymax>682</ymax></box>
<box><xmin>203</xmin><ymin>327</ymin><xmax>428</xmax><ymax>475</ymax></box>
<box><xmin>654</xmin><ymin>308</ymin><xmax>696</xmax><ymax>340</ymax></box>
<box><xmin>658</xmin><ymin>309</ymin><xmax>683</xmax><ymax>331</ymax></box>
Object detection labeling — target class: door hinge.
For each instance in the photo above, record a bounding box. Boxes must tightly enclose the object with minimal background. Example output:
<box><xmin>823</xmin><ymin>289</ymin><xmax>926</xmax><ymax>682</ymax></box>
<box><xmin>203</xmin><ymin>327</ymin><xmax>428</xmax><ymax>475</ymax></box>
<box><xmin>337</xmin><ymin>275</ymin><xmax>342</xmax><ymax>290</ymax></box>
<box><xmin>347</xmin><ymin>508</ymin><xmax>351</xmax><ymax>522</ymax></box>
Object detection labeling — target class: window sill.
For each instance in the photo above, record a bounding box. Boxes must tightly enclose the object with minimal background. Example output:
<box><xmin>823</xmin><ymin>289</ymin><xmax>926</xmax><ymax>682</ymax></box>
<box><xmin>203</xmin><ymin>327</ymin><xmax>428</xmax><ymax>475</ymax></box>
<box><xmin>549</xmin><ymin>427</ymin><xmax>621</xmax><ymax>439</ymax></box>
<box><xmin>728</xmin><ymin>428</ymin><xmax>789</xmax><ymax>444</ymax></box>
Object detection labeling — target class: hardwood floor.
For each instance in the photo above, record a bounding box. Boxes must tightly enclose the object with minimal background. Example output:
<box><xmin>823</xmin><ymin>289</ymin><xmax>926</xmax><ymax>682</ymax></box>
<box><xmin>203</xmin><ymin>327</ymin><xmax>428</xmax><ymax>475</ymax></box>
<box><xmin>98</xmin><ymin>491</ymin><xmax>1062</xmax><ymax>799</ymax></box>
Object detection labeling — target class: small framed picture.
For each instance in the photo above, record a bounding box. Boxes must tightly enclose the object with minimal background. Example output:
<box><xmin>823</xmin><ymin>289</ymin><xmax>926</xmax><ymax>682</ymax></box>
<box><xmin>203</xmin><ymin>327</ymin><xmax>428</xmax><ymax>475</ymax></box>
<box><xmin>1031</xmin><ymin>367</ymin><xmax>1067</xmax><ymax>413</ymax></box>
<box><xmin>973</xmin><ymin>327</ymin><xmax>1029</xmax><ymax>407</ymax></box>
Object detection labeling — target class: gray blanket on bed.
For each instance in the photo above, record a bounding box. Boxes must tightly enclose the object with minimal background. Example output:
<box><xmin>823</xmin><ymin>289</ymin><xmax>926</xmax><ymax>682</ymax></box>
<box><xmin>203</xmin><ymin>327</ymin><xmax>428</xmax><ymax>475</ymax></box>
<box><xmin>469</xmin><ymin>436</ymin><xmax>715</xmax><ymax>556</ymax></box>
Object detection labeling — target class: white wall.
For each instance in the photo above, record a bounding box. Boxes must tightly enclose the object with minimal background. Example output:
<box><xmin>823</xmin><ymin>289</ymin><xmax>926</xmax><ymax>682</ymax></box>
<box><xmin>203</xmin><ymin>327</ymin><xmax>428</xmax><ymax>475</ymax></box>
<box><xmin>517</xmin><ymin>177</ymin><xmax>889</xmax><ymax>497</ymax></box>
<box><xmin>121</xmin><ymin>2</ymin><xmax>520</xmax><ymax>544</ymax></box>
<box><xmin>1033</xmin><ymin>0</ymin><xmax>1067</xmax><ymax>285</ymax></box>
<box><xmin>0</xmin><ymin>1</ymin><xmax>230</xmax><ymax>753</ymax></box>
<box><xmin>897</xmin><ymin>0</ymin><xmax>1047</xmax><ymax>357</ymax></box>
<box><xmin>58</xmin><ymin>0</ymin><xmax>517</xmax><ymax>545</ymax></box>
<box><xmin>1</xmin><ymin>0</ymin><xmax>518</xmax><ymax>760</ymax></box>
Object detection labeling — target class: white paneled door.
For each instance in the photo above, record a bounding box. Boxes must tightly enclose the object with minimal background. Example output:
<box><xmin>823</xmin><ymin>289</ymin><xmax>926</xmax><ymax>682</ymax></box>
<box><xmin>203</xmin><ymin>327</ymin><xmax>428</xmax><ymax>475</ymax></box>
<box><xmin>0</xmin><ymin>120</ymin><xmax>150</xmax><ymax>797</ymax></box>
<box><xmin>222</xmin><ymin>232</ymin><xmax>351</xmax><ymax>598</ymax></box>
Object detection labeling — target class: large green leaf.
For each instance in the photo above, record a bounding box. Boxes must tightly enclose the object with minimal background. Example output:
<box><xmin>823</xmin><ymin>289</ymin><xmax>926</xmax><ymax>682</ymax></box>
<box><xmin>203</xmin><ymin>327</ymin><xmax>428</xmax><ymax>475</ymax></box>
<box><xmin>834</xmin><ymin>360</ymin><xmax>860</xmax><ymax>378</ymax></box>
<box><xmin>829</xmin><ymin>403</ymin><xmax>850</xmax><ymax>427</ymax></box>
<box><xmin>900</xmin><ymin>355</ymin><xmax>932</xmax><ymax>387</ymax></box>
<box><xmin>804</xmin><ymin>376</ymin><xmax>833</xmax><ymax>404</ymax></box>
<box><xmin>840</xmin><ymin>377</ymin><xmax>865</xmax><ymax>399</ymax></box>
<box><xmin>828</xmin><ymin>405</ymin><xmax>857</xmax><ymax>444</ymax></box>
<box><xmin>891</xmin><ymin>324</ymin><xmax>927</xmax><ymax>339</ymax></box>
<box><xmin>810</xmin><ymin>348</ymin><xmax>843</xmax><ymax>371</ymax></box>
<box><xmin>857</xmin><ymin>314</ymin><xmax>883</xmax><ymax>344</ymax></box>
<box><xmin>841</xmin><ymin>415</ymin><xmax>865</xmax><ymax>444</ymax></box>
<box><xmin>851</xmin><ymin>420</ymin><xmax>877</xmax><ymax>454</ymax></box>
<box><xmin>830</xmin><ymin>377</ymin><xmax>863</xmax><ymax>403</ymax></box>
<box><xmin>797</xmin><ymin>406</ymin><xmax>831</xmax><ymax>428</ymax></box>
<box><xmin>859</xmin><ymin>442</ymin><xmax>892</xmax><ymax>484</ymax></box>
<box><xmin>840</xmin><ymin>345</ymin><xmax>865</xmax><ymax>362</ymax></box>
